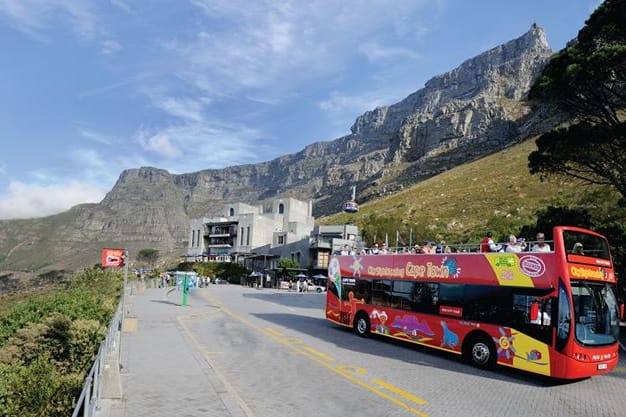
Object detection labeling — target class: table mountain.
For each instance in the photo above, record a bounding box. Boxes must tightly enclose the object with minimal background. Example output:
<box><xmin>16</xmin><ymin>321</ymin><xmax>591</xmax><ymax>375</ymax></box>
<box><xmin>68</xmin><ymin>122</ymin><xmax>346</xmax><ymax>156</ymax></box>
<box><xmin>0</xmin><ymin>24</ymin><xmax>563</xmax><ymax>274</ymax></box>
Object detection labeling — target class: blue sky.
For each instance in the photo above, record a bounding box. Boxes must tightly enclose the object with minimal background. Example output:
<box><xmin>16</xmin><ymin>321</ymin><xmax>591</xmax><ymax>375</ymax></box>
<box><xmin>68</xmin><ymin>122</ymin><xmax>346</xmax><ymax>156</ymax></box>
<box><xmin>0</xmin><ymin>0</ymin><xmax>601</xmax><ymax>220</ymax></box>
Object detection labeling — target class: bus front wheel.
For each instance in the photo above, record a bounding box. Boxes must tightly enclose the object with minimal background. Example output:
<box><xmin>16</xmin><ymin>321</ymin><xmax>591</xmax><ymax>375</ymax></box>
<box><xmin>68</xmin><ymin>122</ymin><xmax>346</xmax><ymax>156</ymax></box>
<box><xmin>353</xmin><ymin>312</ymin><xmax>370</xmax><ymax>337</ymax></box>
<box><xmin>464</xmin><ymin>334</ymin><xmax>496</xmax><ymax>369</ymax></box>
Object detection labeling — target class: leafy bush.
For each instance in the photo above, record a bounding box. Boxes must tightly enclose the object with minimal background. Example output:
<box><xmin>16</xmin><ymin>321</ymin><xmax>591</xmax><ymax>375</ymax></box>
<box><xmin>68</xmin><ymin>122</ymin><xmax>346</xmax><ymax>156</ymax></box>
<box><xmin>0</xmin><ymin>266</ymin><xmax>121</xmax><ymax>416</ymax></box>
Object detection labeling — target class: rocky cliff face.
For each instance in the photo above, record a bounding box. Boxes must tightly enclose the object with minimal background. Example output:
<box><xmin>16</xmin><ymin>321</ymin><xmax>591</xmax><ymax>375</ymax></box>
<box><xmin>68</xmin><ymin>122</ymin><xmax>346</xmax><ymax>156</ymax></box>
<box><xmin>0</xmin><ymin>24</ymin><xmax>563</xmax><ymax>273</ymax></box>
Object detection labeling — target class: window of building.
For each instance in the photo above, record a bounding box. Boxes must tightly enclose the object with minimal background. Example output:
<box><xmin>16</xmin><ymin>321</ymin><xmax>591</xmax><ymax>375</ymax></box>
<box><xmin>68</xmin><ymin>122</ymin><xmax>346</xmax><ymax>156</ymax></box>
<box><xmin>240</xmin><ymin>227</ymin><xmax>244</xmax><ymax>246</ymax></box>
<box><xmin>246</xmin><ymin>226</ymin><xmax>250</xmax><ymax>246</ymax></box>
<box><xmin>196</xmin><ymin>229</ymin><xmax>201</xmax><ymax>247</ymax></box>
<box><xmin>192</xmin><ymin>230</ymin><xmax>196</xmax><ymax>247</ymax></box>
<box><xmin>278</xmin><ymin>203</ymin><xmax>284</xmax><ymax>214</ymax></box>
<box><xmin>317</xmin><ymin>252</ymin><xmax>329</xmax><ymax>268</ymax></box>
<box><xmin>278</xmin><ymin>235</ymin><xmax>285</xmax><ymax>245</ymax></box>
<box><xmin>229</xmin><ymin>207</ymin><xmax>235</xmax><ymax>216</ymax></box>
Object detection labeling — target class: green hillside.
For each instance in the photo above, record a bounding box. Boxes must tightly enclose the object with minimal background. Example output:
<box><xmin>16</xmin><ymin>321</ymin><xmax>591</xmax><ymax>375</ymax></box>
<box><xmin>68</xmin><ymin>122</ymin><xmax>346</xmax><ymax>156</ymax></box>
<box><xmin>319</xmin><ymin>137</ymin><xmax>620</xmax><ymax>245</ymax></box>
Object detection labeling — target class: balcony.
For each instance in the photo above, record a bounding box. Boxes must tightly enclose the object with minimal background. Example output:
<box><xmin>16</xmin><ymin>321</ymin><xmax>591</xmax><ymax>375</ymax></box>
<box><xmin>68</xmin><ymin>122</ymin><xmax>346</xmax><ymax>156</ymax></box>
<box><xmin>208</xmin><ymin>233</ymin><xmax>231</xmax><ymax>238</ymax></box>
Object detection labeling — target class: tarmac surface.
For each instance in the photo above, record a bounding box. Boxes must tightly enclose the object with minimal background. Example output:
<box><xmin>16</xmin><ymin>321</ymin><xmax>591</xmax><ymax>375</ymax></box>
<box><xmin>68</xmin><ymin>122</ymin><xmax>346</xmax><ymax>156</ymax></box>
<box><xmin>96</xmin><ymin>286</ymin><xmax>250</xmax><ymax>417</ymax></box>
<box><xmin>95</xmin><ymin>285</ymin><xmax>626</xmax><ymax>417</ymax></box>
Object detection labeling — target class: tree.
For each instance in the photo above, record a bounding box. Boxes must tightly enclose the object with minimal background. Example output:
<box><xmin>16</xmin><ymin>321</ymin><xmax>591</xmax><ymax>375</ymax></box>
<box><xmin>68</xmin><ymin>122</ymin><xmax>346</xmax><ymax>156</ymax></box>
<box><xmin>136</xmin><ymin>248</ymin><xmax>159</xmax><ymax>269</ymax></box>
<box><xmin>278</xmin><ymin>259</ymin><xmax>299</xmax><ymax>270</ymax></box>
<box><xmin>528</xmin><ymin>0</ymin><xmax>626</xmax><ymax>197</ymax></box>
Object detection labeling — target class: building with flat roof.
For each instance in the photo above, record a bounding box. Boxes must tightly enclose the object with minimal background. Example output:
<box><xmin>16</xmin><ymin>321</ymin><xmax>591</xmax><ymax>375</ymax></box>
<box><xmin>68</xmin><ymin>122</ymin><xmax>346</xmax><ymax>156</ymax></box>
<box><xmin>186</xmin><ymin>197</ymin><xmax>314</xmax><ymax>263</ymax></box>
<box><xmin>186</xmin><ymin>198</ymin><xmax>363</xmax><ymax>275</ymax></box>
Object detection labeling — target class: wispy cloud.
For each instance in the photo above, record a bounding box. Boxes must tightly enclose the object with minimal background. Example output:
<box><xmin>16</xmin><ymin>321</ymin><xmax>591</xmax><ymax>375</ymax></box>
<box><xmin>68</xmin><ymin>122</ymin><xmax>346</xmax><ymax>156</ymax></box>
<box><xmin>135</xmin><ymin>130</ymin><xmax>183</xmax><ymax>159</ymax></box>
<box><xmin>359</xmin><ymin>41</ymin><xmax>422</xmax><ymax>62</ymax></box>
<box><xmin>0</xmin><ymin>180</ymin><xmax>107</xmax><ymax>220</ymax></box>
<box><xmin>69</xmin><ymin>148</ymin><xmax>106</xmax><ymax>168</ymax></box>
<box><xmin>151</xmin><ymin>95</ymin><xmax>208</xmax><ymax>123</ymax></box>
<box><xmin>76</xmin><ymin>127</ymin><xmax>114</xmax><ymax>145</ymax></box>
<box><xmin>100</xmin><ymin>39</ymin><xmax>121</xmax><ymax>55</ymax></box>
<box><xmin>175</xmin><ymin>0</ymin><xmax>433</xmax><ymax>98</ymax></box>
<box><xmin>132</xmin><ymin>121</ymin><xmax>271</xmax><ymax>171</ymax></box>
<box><xmin>0</xmin><ymin>0</ymin><xmax>97</xmax><ymax>39</ymax></box>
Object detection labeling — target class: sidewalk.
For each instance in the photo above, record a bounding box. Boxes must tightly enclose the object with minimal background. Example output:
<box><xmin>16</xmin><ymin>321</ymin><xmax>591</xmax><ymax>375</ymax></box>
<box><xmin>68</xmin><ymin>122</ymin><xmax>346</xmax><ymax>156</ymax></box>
<box><xmin>95</xmin><ymin>286</ymin><xmax>249</xmax><ymax>417</ymax></box>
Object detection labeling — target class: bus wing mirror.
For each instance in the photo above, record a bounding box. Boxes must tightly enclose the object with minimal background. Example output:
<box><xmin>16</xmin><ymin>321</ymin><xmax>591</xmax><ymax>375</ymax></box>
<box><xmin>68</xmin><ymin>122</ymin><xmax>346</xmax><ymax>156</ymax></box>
<box><xmin>530</xmin><ymin>302</ymin><xmax>539</xmax><ymax>322</ymax></box>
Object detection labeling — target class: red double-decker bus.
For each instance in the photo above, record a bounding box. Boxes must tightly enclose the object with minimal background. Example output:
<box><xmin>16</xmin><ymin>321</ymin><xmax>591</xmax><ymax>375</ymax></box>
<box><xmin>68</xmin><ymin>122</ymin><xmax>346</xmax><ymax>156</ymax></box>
<box><xmin>326</xmin><ymin>226</ymin><xmax>623</xmax><ymax>379</ymax></box>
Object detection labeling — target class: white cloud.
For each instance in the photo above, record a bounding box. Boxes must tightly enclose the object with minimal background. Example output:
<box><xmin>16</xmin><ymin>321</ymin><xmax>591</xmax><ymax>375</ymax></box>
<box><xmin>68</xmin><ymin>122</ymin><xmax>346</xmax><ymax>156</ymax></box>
<box><xmin>0</xmin><ymin>180</ymin><xmax>107</xmax><ymax>220</ymax></box>
<box><xmin>151</xmin><ymin>96</ymin><xmax>207</xmax><ymax>123</ymax></box>
<box><xmin>0</xmin><ymin>0</ymin><xmax>97</xmax><ymax>39</ymax></box>
<box><xmin>69</xmin><ymin>148</ymin><xmax>106</xmax><ymax>168</ymax></box>
<box><xmin>135</xmin><ymin>130</ymin><xmax>183</xmax><ymax>159</ymax></box>
<box><xmin>100</xmin><ymin>39</ymin><xmax>121</xmax><ymax>55</ymax></box>
<box><xmin>76</xmin><ymin>127</ymin><xmax>114</xmax><ymax>145</ymax></box>
<box><xmin>319</xmin><ymin>90</ymin><xmax>394</xmax><ymax>114</ymax></box>
<box><xmin>359</xmin><ymin>41</ymin><xmax>422</xmax><ymax>62</ymax></box>
<box><xmin>131</xmin><ymin>121</ymin><xmax>272</xmax><ymax>172</ymax></box>
<box><xmin>175</xmin><ymin>0</ymin><xmax>433</xmax><ymax>98</ymax></box>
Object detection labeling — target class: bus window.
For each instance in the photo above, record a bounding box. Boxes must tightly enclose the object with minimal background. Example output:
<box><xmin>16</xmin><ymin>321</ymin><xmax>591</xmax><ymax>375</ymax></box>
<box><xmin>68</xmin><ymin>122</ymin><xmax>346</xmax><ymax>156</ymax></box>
<box><xmin>372</xmin><ymin>280</ymin><xmax>392</xmax><ymax>307</ymax></box>
<box><xmin>393</xmin><ymin>280</ymin><xmax>416</xmax><ymax>311</ymax></box>
<box><xmin>511</xmin><ymin>290</ymin><xmax>554</xmax><ymax>344</ymax></box>
<box><xmin>464</xmin><ymin>285</ymin><xmax>511</xmax><ymax>324</ymax></box>
<box><xmin>571</xmin><ymin>281</ymin><xmax>619</xmax><ymax>346</ymax></box>
<box><xmin>352</xmin><ymin>278</ymin><xmax>372</xmax><ymax>304</ymax></box>
<box><xmin>439</xmin><ymin>283</ymin><xmax>463</xmax><ymax>307</ymax></box>
<box><xmin>563</xmin><ymin>230</ymin><xmax>610</xmax><ymax>261</ymax></box>
<box><xmin>413</xmin><ymin>282</ymin><xmax>439</xmax><ymax>314</ymax></box>
<box><xmin>556</xmin><ymin>282</ymin><xmax>571</xmax><ymax>350</ymax></box>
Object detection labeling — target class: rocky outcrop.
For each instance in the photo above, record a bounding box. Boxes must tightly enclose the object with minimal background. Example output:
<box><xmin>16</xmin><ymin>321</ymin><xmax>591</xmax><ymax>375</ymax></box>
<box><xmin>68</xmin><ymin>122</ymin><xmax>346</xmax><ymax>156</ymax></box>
<box><xmin>0</xmin><ymin>24</ymin><xmax>565</xmax><ymax>273</ymax></box>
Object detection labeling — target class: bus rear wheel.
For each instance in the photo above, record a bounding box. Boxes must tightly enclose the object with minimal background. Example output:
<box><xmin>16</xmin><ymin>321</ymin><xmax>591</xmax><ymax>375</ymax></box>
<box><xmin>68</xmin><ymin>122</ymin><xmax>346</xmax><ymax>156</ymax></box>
<box><xmin>464</xmin><ymin>334</ymin><xmax>496</xmax><ymax>369</ymax></box>
<box><xmin>353</xmin><ymin>312</ymin><xmax>370</xmax><ymax>337</ymax></box>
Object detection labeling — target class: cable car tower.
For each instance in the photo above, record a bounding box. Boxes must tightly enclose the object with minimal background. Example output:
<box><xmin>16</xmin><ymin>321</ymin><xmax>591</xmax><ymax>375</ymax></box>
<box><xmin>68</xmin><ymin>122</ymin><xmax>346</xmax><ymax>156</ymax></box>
<box><xmin>343</xmin><ymin>186</ymin><xmax>359</xmax><ymax>213</ymax></box>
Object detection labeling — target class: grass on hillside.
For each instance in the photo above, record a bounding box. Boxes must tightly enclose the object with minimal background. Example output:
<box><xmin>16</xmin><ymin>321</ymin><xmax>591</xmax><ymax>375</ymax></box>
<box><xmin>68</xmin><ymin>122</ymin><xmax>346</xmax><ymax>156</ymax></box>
<box><xmin>319</xmin><ymin>138</ymin><xmax>616</xmax><ymax>244</ymax></box>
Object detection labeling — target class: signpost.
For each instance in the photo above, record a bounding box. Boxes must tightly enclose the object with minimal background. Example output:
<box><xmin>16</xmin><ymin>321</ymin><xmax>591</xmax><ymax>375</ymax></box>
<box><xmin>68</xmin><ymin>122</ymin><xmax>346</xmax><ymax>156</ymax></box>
<box><xmin>182</xmin><ymin>273</ymin><xmax>189</xmax><ymax>307</ymax></box>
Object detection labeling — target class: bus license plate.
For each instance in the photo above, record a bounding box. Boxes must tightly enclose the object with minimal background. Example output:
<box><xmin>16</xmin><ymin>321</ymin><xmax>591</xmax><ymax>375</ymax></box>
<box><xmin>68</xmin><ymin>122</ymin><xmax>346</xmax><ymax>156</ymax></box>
<box><xmin>597</xmin><ymin>363</ymin><xmax>608</xmax><ymax>370</ymax></box>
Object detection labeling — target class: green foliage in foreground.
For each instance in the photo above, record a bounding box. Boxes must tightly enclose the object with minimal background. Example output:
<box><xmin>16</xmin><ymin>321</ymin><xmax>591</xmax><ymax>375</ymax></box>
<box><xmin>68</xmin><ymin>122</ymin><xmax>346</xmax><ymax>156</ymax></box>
<box><xmin>0</xmin><ymin>266</ymin><xmax>122</xmax><ymax>417</ymax></box>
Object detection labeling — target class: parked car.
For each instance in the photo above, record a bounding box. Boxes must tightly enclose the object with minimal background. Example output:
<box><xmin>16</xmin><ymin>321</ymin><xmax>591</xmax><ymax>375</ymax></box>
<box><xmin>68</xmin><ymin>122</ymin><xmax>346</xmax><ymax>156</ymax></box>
<box><xmin>306</xmin><ymin>282</ymin><xmax>326</xmax><ymax>293</ymax></box>
<box><xmin>214</xmin><ymin>277</ymin><xmax>229</xmax><ymax>284</ymax></box>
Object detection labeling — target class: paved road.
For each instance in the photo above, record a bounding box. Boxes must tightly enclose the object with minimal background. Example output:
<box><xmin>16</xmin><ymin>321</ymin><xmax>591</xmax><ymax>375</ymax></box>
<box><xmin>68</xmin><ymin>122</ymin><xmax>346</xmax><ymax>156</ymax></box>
<box><xmin>96</xmin><ymin>285</ymin><xmax>626</xmax><ymax>417</ymax></box>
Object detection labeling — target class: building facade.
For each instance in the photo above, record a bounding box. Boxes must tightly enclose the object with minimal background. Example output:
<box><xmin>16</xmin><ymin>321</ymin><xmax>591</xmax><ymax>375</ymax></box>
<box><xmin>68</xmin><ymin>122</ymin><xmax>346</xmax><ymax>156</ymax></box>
<box><xmin>186</xmin><ymin>198</ymin><xmax>362</xmax><ymax>274</ymax></box>
<box><xmin>186</xmin><ymin>198</ymin><xmax>315</xmax><ymax>263</ymax></box>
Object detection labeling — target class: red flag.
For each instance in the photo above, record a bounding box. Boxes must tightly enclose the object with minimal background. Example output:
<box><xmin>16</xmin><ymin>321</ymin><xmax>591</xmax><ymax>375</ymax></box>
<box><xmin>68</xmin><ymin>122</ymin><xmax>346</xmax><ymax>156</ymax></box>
<box><xmin>102</xmin><ymin>248</ymin><xmax>125</xmax><ymax>267</ymax></box>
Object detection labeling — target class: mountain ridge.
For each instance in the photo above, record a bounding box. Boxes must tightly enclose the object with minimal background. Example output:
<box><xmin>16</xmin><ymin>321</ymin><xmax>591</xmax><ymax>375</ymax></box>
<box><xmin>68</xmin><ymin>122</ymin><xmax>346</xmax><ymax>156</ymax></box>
<box><xmin>0</xmin><ymin>24</ymin><xmax>565</xmax><ymax>273</ymax></box>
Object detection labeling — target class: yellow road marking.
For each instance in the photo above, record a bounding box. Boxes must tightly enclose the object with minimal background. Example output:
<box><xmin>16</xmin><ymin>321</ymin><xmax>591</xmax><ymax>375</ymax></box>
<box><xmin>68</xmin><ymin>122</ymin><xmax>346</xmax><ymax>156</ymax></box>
<box><xmin>372</xmin><ymin>378</ymin><xmax>427</xmax><ymax>406</ymax></box>
<box><xmin>198</xmin><ymin>290</ymin><xmax>430</xmax><ymax>417</ymax></box>
<box><xmin>301</xmin><ymin>346</ymin><xmax>334</xmax><ymax>362</ymax></box>
<box><xmin>264</xmin><ymin>327</ymin><xmax>284</xmax><ymax>337</ymax></box>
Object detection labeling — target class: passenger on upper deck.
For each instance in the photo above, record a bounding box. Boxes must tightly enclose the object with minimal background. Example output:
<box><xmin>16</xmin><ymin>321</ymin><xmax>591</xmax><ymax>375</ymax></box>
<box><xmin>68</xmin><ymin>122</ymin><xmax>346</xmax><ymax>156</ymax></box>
<box><xmin>422</xmin><ymin>241</ymin><xmax>436</xmax><ymax>254</ymax></box>
<box><xmin>505</xmin><ymin>234</ymin><xmax>526</xmax><ymax>253</ymax></box>
<box><xmin>480</xmin><ymin>232</ymin><xmax>502</xmax><ymax>252</ymax></box>
<box><xmin>531</xmin><ymin>233</ymin><xmax>551</xmax><ymax>252</ymax></box>
<box><xmin>380</xmin><ymin>243</ymin><xmax>389</xmax><ymax>255</ymax></box>
<box><xmin>572</xmin><ymin>242</ymin><xmax>584</xmax><ymax>255</ymax></box>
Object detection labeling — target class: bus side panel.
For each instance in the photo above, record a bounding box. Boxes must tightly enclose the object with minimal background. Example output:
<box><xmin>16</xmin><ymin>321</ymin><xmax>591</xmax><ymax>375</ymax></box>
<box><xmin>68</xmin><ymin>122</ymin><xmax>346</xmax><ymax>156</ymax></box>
<box><xmin>333</xmin><ymin>299</ymin><xmax>556</xmax><ymax>377</ymax></box>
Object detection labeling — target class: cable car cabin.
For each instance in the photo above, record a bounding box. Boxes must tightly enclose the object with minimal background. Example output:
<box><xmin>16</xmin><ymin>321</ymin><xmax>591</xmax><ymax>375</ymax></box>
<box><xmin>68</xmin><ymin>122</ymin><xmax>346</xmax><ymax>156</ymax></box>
<box><xmin>343</xmin><ymin>200</ymin><xmax>359</xmax><ymax>213</ymax></box>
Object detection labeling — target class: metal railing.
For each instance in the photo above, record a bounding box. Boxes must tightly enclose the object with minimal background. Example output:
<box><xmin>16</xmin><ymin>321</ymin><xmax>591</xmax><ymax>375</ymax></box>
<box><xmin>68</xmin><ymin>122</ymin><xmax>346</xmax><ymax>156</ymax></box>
<box><xmin>71</xmin><ymin>296</ymin><xmax>124</xmax><ymax>417</ymax></box>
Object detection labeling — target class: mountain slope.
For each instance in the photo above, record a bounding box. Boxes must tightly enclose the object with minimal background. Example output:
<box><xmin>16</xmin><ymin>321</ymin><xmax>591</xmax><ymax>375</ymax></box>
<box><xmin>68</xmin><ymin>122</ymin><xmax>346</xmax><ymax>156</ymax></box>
<box><xmin>0</xmin><ymin>24</ymin><xmax>567</xmax><ymax>273</ymax></box>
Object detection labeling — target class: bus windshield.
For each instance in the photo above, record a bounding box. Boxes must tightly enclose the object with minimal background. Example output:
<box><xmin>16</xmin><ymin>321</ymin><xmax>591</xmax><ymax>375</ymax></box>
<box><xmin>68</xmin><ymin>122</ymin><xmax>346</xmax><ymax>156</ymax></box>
<box><xmin>563</xmin><ymin>230</ymin><xmax>611</xmax><ymax>261</ymax></box>
<box><xmin>571</xmin><ymin>281</ymin><xmax>620</xmax><ymax>346</ymax></box>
